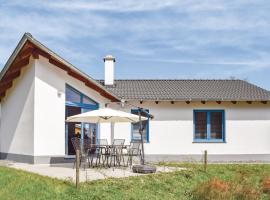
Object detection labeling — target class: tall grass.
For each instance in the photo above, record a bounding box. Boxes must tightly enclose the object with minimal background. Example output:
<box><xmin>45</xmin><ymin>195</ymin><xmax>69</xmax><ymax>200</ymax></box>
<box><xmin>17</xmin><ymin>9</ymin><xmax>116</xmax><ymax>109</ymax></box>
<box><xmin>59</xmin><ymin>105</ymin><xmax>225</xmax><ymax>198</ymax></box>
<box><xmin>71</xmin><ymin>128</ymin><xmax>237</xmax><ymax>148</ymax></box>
<box><xmin>0</xmin><ymin>164</ymin><xmax>270</xmax><ymax>199</ymax></box>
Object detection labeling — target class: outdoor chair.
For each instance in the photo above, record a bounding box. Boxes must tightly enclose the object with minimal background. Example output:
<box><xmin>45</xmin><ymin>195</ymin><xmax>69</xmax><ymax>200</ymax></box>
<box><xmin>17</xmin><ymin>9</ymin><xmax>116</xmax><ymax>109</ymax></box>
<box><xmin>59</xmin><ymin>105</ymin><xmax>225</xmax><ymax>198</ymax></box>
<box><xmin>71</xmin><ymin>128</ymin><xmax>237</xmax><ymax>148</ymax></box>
<box><xmin>71</xmin><ymin>137</ymin><xmax>90</xmax><ymax>169</ymax></box>
<box><xmin>126</xmin><ymin>141</ymin><xmax>142</xmax><ymax>167</ymax></box>
<box><xmin>95</xmin><ymin>139</ymin><xmax>109</xmax><ymax>167</ymax></box>
<box><xmin>83</xmin><ymin>138</ymin><xmax>96</xmax><ymax>168</ymax></box>
<box><xmin>110</xmin><ymin>139</ymin><xmax>125</xmax><ymax>167</ymax></box>
<box><xmin>97</xmin><ymin>139</ymin><xmax>109</xmax><ymax>145</ymax></box>
<box><xmin>112</xmin><ymin>139</ymin><xmax>125</xmax><ymax>146</ymax></box>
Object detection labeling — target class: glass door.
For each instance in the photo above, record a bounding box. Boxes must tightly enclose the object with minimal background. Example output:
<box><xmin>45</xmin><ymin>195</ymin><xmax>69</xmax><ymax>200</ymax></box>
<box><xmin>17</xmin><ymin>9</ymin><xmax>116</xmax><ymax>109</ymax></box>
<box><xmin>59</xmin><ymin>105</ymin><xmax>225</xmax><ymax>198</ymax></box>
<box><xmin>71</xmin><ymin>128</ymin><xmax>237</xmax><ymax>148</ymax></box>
<box><xmin>65</xmin><ymin>85</ymin><xmax>99</xmax><ymax>156</ymax></box>
<box><xmin>65</xmin><ymin>106</ymin><xmax>81</xmax><ymax>155</ymax></box>
<box><xmin>83</xmin><ymin>123</ymin><xmax>97</xmax><ymax>144</ymax></box>
<box><xmin>82</xmin><ymin>108</ymin><xmax>97</xmax><ymax>146</ymax></box>
<box><xmin>65</xmin><ymin>107</ymin><xmax>98</xmax><ymax>156</ymax></box>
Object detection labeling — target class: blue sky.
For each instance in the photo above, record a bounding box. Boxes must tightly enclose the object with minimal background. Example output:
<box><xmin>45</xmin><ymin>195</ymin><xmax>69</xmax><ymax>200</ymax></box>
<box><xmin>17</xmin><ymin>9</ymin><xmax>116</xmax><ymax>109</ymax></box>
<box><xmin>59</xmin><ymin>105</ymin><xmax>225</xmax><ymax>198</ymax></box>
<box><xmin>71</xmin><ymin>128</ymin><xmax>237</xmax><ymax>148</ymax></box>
<box><xmin>1</xmin><ymin>1</ymin><xmax>270</xmax><ymax>89</ymax></box>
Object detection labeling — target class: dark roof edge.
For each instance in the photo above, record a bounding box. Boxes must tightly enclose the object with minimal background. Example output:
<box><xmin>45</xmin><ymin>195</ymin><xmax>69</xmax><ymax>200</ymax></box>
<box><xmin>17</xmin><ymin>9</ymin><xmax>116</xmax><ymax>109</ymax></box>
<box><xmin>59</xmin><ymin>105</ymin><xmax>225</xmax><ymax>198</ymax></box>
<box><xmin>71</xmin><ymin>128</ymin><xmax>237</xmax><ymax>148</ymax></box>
<box><xmin>98</xmin><ymin>79</ymin><xmax>243</xmax><ymax>81</ymax></box>
<box><xmin>123</xmin><ymin>99</ymin><xmax>270</xmax><ymax>102</ymax></box>
<box><xmin>98</xmin><ymin>79</ymin><xmax>270</xmax><ymax>94</ymax></box>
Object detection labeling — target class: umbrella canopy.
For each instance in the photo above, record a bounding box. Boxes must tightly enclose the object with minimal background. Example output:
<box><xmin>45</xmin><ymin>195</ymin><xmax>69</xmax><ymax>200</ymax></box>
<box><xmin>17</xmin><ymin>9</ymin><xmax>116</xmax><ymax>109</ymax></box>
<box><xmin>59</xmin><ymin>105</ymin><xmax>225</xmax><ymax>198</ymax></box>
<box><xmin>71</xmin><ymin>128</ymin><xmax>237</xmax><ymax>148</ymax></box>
<box><xmin>66</xmin><ymin>108</ymin><xmax>148</xmax><ymax>123</ymax></box>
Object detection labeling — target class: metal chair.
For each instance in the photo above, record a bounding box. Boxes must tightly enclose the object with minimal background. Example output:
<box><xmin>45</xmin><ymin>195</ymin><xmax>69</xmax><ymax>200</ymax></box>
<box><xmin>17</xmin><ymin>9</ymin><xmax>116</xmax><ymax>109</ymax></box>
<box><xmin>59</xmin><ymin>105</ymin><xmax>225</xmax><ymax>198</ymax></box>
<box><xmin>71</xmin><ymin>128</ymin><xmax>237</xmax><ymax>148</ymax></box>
<box><xmin>97</xmin><ymin>139</ymin><xmax>108</xmax><ymax>145</ymax></box>
<box><xmin>126</xmin><ymin>141</ymin><xmax>142</xmax><ymax>167</ymax></box>
<box><xmin>110</xmin><ymin>139</ymin><xmax>125</xmax><ymax>167</ymax></box>
<box><xmin>71</xmin><ymin>137</ymin><xmax>90</xmax><ymax>169</ymax></box>
<box><xmin>112</xmin><ymin>139</ymin><xmax>125</xmax><ymax>146</ymax></box>
<box><xmin>83</xmin><ymin>138</ymin><xmax>96</xmax><ymax>167</ymax></box>
<box><xmin>96</xmin><ymin>139</ymin><xmax>109</xmax><ymax>167</ymax></box>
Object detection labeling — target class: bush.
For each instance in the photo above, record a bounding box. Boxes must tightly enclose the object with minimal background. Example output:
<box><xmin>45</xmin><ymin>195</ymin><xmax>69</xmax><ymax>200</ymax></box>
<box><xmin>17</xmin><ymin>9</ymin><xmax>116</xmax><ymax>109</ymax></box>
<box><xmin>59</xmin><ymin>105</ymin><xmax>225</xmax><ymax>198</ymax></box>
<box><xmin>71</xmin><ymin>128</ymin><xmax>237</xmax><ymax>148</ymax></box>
<box><xmin>192</xmin><ymin>177</ymin><xmax>260</xmax><ymax>200</ymax></box>
<box><xmin>262</xmin><ymin>177</ymin><xmax>270</xmax><ymax>194</ymax></box>
<box><xmin>192</xmin><ymin>178</ymin><xmax>230</xmax><ymax>200</ymax></box>
<box><xmin>232</xmin><ymin>184</ymin><xmax>260</xmax><ymax>200</ymax></box>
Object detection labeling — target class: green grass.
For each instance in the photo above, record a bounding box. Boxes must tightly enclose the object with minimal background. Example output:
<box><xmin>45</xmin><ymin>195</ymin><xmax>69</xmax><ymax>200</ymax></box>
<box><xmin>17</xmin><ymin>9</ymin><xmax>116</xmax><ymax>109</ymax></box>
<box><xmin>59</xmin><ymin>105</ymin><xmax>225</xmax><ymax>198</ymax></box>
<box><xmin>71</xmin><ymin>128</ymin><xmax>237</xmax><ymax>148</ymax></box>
<box><xmin>0</xmin><ymin>164</ymin><xmax>270</xmax><ymax>200</ymax></box>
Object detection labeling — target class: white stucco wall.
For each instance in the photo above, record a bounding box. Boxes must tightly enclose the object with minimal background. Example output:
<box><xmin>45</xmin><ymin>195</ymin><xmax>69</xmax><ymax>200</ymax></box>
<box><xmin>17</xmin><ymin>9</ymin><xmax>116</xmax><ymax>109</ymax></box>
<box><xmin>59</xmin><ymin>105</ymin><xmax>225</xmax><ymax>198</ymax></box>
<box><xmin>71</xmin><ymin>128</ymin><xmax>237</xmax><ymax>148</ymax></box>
<box><xmin>34</xmin><ymin>56</ymin><xmax>110</xmax><ymax>157</ymax></box>
<box><xmin>0</xmin><ymin>58</ymin><xmax>35</xmax><ymax>156</ymax></box>
<box><xmin>31</xmin><ymin>55</ymin><xmax>270</xmax><ymax>159</ymax></box>
<box><xmin>1</xmin><ymin>54</ymin><xmax>270</xmax><ymax>162</ymax></box>
<box><xmin>110</xmin><ymin>101</ymin><xmax>270</xmax><ymax>157</ymax></box>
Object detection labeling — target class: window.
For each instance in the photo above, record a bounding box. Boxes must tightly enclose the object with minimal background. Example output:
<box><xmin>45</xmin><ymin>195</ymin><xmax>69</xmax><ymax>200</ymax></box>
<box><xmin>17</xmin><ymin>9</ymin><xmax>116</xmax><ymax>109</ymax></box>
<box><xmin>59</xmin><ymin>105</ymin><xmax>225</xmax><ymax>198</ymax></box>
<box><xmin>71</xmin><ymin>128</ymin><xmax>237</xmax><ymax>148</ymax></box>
<box><xmin>66</xmin><ymin>86</ymin><xmax>81</xmax><ymax>103</ymax></box>
<box><xmin>82</xmin><ymin>96</ymin><xmax>97</xmax><ymax>105</ymax></box>
<box><xmin>194</xmin><ymin>110</ymin><xmax>225</xmax><ymax>142</ymax></box>
<box><xmin>131</xmin><ymin>109</ymin><xmax>149</xmax><ymax>143</ymax></box>
<box><xmin>65</xmin><ymin>85</ymin><xmax>99</xmax><ymax>155</ymax></box>
<box><xmin>65</xmin><ymin>84</ymin><xmax>99</xmax><ymax>109</ymax></box>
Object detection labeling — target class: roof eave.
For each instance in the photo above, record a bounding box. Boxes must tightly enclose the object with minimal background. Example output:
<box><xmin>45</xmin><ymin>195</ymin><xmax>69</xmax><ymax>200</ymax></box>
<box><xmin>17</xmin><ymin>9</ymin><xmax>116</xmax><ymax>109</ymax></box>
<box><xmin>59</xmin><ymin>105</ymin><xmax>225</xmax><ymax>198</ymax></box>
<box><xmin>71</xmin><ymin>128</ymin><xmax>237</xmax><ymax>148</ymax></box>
<box><xmin>122</xmin><ymin>98</ymin><xmax>270</xmax><ymax>102</ymax></box>
<box><xmin>26</xmin><ymin>34</ymin><xmax>120</xmax><ymax>102</ymax></box>
<box><xmin>0</xmin><ymin>33</ymin><xmax>30</xmax><ymax>80</ymax></box>
<box><xmin>0</xmin><ymin>33</ymin><xmax>120</xmax><ymax>102</ymax></box>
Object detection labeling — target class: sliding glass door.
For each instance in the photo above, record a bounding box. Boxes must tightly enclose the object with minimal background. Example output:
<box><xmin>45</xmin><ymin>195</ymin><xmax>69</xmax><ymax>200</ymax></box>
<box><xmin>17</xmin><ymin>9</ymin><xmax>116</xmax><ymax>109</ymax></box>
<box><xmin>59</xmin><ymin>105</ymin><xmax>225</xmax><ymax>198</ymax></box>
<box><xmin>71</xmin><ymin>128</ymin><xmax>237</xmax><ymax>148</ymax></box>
<box><xmin>65</xmin><ymin>85</ymin><xmax>99</xmax><ymax>156</ymax></box>
<box><xmin>81</xmin><ymin>108</ymin><xmax>97</xmax><ymax>146</ymax></box>
<box><xmin>66</xmin><ymin>106</ymin><xmax>81</xmax><ymax>155</ymax></box>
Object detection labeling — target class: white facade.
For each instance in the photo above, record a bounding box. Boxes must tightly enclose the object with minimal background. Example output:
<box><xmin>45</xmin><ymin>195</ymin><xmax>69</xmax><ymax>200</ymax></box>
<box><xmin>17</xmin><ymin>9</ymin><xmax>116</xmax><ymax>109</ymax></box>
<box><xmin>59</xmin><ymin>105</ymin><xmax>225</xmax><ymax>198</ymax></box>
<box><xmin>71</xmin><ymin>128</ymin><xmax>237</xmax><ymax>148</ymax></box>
<box><xmin>0</xmin><ymin>55</ymin><xmax>111</xmax><ymax>163</ymax></box>
<box><xmin>33</xmin><ymin>56</ymin><xmax>112</xmax><ymax>163</ymax></box>
<box><xmin>1</xmin><ymin>54</ymin><xmax>270</xmax><ymax>163</ymax></box>
<box><xmin>0</xmin><ymin>58</ymin><xmax>35</xmax><ymax>161</ymax></box>
<box><xmin>111</xmin><ymin>101</ymin><xmax>270</xmax><ymax>162</ymax></box>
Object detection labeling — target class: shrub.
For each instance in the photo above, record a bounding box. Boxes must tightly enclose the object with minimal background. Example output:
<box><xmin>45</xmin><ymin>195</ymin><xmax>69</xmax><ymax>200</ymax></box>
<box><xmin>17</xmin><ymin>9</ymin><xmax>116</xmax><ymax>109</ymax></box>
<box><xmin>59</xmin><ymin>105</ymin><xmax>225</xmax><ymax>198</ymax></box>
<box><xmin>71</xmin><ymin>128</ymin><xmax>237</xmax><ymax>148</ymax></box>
<box><xmin>233</xmin><ymin>184</ymin><xmax>260</xmax><ymax>200</ymax></box>
<box><xmin>261</xmin><ymin>177</ymin><xmax>270</xmax><ymax>194</ymax></box>
<box><xmin>192</xmin><ymin>178</ymin><xmax>230</xmax><ymax>200</ymax></box>
<box><xmin>192</xmin><ymin>177</ymin><xmax>261</xmax><ymax>200</ymax></box>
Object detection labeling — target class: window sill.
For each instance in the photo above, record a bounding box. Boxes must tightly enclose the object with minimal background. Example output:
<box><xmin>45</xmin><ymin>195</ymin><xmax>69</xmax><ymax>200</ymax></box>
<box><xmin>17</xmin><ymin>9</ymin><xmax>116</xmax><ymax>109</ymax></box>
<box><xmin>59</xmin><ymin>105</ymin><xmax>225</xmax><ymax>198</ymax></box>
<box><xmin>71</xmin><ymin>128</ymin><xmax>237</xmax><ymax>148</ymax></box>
<box><xmin>131</xmin><ymin>140</ymin><xmax>150</xmax><ymax>144</ymax></box>
<box><xmin>193</xmin><ymin>141</ymin><xmax>226</xmax><ymax>144</ymax></box>
<box><xmin>64</xmin><ymin>155</ymin><xmax>75</xmax><ymax>159</ymax></box>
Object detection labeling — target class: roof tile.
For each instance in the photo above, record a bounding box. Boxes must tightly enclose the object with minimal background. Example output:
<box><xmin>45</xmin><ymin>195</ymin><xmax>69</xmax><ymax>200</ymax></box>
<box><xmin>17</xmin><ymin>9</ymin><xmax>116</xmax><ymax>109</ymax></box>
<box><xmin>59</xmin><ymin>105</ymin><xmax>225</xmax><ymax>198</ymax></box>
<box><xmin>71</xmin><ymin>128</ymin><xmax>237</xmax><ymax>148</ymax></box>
<box><xmin>98</xmin><ymin>79</ymin><xmax>270</xmax><ymax>101</ymax></box>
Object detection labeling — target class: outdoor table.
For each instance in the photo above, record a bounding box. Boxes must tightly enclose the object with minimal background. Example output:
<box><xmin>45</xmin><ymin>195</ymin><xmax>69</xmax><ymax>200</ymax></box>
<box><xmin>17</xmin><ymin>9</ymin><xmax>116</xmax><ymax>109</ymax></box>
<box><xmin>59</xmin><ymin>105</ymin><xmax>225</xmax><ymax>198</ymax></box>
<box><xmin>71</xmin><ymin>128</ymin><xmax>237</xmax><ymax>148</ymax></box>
<box><xmin>87</xmin><ymin>144</ymin><xmax>128</xmax><ymax>168</ymax></box>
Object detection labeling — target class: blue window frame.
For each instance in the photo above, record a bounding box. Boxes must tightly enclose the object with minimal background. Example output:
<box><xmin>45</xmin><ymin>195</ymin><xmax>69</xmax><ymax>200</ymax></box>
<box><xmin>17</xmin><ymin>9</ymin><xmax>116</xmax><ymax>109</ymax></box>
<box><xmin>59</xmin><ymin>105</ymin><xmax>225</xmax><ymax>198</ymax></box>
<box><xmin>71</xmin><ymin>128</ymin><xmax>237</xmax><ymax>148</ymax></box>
<box><xmin>65</xmin><ymin>84</ymin><xmax>99</xmax><ymax>110</ymax></box>
<box><xmin>65</xmin><ymin>84</ymin><xmax>99</xmax><ymax>155</ymax></box>
<box><xmin>131</xmin><ymin>109</ymin><xmax>150</xmax><ymax>143</ymax></box>
<box><xmin>193</xmin><ymin>110</ymin><xmax>225</xmax><ymax>143</ymax></box>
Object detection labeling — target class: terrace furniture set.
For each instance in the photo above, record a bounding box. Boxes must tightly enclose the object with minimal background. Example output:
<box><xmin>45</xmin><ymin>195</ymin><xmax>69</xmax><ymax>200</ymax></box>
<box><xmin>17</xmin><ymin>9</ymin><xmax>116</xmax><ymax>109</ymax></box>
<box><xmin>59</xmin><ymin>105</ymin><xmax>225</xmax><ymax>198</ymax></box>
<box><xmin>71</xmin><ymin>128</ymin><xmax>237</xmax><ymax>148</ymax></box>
<box><xmin>71</xmin><ymin>137</ymin><xmax>142</xmax><ymax>169</ymax></box>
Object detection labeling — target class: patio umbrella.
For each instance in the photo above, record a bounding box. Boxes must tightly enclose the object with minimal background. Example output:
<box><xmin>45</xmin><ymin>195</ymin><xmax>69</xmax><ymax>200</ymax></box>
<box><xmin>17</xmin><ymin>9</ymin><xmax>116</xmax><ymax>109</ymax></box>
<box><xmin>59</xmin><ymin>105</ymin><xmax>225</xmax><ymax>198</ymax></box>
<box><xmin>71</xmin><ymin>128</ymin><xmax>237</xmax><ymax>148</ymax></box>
<box><xmin>66</xmin><ymin>107</ymin><xmax>148</xmax><ymax>144</ymax></box>
<box><xmin>67</xmin><ymin>107</ymin><xmax>155</xmax><ymax>173</ymax></box>
<box><xmin>66</xmin><ymin>108</ymin><xmax>147</xmax><ymax>123</ymax></box>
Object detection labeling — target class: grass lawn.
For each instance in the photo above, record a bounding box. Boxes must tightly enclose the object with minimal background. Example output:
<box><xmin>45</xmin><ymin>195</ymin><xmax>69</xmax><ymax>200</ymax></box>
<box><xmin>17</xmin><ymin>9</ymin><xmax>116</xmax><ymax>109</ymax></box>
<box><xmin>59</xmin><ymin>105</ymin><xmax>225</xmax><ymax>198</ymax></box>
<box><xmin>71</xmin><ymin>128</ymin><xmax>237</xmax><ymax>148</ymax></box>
<box><xmin>0</xmin><ymin>163</ymin><xmax>270</xmax><ymax>200</ymax></box>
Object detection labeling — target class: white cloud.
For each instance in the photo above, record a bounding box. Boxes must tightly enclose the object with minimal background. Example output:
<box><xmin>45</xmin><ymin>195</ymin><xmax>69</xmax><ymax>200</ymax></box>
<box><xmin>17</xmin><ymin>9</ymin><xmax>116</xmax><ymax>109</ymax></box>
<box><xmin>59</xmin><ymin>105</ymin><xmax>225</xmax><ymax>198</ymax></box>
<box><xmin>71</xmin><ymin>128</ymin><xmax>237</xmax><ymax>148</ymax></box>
<box><xmin>1</xmin><ymin>0</ymin><xmax>270</xmax><ymax>79</ymax></box>
<box><xmin>10</xmin><ymin>0</ymin><xmax>181</xmax><ymax>12</ymax></box>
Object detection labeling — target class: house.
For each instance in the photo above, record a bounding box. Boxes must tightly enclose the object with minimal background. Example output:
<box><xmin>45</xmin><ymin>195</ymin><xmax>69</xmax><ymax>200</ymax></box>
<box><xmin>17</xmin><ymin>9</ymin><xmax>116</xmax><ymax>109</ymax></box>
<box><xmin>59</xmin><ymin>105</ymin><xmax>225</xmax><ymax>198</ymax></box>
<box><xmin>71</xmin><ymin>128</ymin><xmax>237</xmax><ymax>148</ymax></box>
<box><xmin>1</xmin><ymin>33</ymin><xmax>270</xmax><ymax>164</ymax></box>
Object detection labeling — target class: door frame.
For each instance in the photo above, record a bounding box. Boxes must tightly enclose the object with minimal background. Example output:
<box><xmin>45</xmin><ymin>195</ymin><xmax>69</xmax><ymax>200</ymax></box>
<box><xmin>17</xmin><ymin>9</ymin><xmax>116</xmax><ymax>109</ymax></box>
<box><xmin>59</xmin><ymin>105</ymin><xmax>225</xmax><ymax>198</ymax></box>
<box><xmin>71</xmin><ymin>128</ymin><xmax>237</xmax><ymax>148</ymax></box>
<box><xmin>64</xmin><ymin>84</ymin><xmax>99</xmax><ymax>156</ymax></box>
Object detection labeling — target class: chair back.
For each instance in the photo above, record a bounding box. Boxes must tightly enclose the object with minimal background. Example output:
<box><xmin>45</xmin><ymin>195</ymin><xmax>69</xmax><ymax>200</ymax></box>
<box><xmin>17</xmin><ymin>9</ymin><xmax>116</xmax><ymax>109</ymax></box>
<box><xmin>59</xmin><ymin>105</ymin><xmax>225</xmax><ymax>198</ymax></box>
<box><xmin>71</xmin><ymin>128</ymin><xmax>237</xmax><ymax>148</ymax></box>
<box><xmin>97</xmin><ymin>139</ymin><xmax>108</xmax><ymax>146</ymax></box>
<box><xmin>84</xmin><ymin>138</ymin><xmax>96</xmax><ymax>154</ymax></box>
<box><xmin>130</xmin><ymin>141</ymin><xmax>141</xmax><ymax>155</ymax></box>
<box><xmin>112</xmin><ymin>139</ymin><xmax>125</xmax><ymax>146</ymax></box>
<box><xmin>111</xmin><ymin>139</ymin><xmax>125</xmax><ymax>156</ymax></box>
<box><xmin>71</xmin><ymin>137</ymin><xmax>83</xmax><ymax>152</ymax></box>
<box><xmin>83</xmin><ymin>138</ymin><xmax>91</xmax><ymax>149</ymax></box>
<box><xmin>71</xmin><ymin>137</ymin><xmax>91</xmax><ymax>156</ymax></box>
<box><xmin>71</xmin><ymin>137</ymin><xmax>81</xmax><ymax>151</ymax></box>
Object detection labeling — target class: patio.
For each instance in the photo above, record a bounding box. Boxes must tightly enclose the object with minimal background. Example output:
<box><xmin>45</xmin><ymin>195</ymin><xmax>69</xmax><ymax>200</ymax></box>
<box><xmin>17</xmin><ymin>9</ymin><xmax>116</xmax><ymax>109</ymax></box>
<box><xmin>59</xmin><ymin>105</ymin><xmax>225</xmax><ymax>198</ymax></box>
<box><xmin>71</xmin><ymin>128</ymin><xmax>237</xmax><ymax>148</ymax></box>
<box><xmin>1</xmin><ymin>161</ymin><xmax>183</xmax><ymax>182</ymax></box>
<box><xmin>0</xmin><ymin>107</ymin><xmax>184</xmax><ymax>183</ymax></box>
<box><xmin>67</xmin><ymin>107</ymin><xmax>157</xmax><ymax>174</ymax></box>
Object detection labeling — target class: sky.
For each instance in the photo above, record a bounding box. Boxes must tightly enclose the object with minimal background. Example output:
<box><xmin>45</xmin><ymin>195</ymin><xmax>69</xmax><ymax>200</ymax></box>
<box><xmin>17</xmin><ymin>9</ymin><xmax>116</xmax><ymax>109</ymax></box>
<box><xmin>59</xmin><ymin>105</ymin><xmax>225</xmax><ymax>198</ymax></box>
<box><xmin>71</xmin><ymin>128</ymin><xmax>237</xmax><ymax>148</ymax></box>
<box><xmin>1</xmin><ymin>1</ymin><xmax>270</xmax><ymax>89</ymax></box>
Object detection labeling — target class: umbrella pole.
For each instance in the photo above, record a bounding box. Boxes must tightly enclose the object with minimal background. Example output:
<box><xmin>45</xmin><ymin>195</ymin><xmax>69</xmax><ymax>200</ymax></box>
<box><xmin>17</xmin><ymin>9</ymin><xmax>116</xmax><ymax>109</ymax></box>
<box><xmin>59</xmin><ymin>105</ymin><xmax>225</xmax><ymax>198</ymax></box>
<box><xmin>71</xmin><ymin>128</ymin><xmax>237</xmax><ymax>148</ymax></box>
<box><xmin>111</xmin><ymin>122</ymin><xmax>115</xmax><ymax>144</ymax></box>
<box><xmin>139</xmin><ymin>109</ymin><xmax>145</xmax><ymax>165</ymax></box>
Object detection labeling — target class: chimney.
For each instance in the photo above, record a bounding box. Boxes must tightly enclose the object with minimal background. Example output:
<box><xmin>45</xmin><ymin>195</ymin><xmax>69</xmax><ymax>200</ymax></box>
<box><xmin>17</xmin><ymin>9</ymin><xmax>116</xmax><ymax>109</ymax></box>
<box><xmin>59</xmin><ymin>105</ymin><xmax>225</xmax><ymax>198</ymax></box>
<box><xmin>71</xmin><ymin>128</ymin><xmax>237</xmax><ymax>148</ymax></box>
<box><xmin>103</xmin><ymin>55</ymin><xmax>115</xmax><ymax>86</ymax></box>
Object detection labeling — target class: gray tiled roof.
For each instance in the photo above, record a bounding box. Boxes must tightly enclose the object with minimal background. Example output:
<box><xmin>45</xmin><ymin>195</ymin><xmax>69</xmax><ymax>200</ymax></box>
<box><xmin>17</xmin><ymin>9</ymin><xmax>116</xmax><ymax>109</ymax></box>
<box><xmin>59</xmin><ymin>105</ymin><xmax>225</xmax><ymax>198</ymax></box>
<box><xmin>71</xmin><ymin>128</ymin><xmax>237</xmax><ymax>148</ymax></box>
<box><xmin>98</xmin><ymin>79</ymin><xmax>270</xmax><ymax>101</ymax></box>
